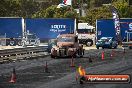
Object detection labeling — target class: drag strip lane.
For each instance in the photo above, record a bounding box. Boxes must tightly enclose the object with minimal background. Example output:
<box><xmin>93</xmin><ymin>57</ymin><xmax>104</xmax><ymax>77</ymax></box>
<box><xmin>38</xmin><ymin>57</ymin><xmax>132</xmax><ymax>88</ymax></box>
<box><xmin>0</xmin><ymin>49</ymin><xmax>132</xmax><ymax>88</ymax></box>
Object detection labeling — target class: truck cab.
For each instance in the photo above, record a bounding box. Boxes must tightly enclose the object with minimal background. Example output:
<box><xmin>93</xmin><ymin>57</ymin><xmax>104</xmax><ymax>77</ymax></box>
<box><xmin>50</xmin><ymin>34</ymin><xmax>84</xmax><ymax>58</ymax></box>
<box><xmin>22</xmin><ymin>30</ymin><xmax>40</xmax><ymax>46</ymax></box>
<box><xmin>26</xmin><ymin>33</ymin><xmax>39</xmax><ymax>45</ymax></box>
<box><xmin>77</xmin><ymin>23</ymin><xmax>95</xmax><ymax>46</ymax></box>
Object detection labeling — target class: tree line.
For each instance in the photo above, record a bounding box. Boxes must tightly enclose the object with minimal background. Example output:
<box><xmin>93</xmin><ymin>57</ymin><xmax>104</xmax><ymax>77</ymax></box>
<box><xmin>0</xmin><ymin>0</ymin><xmax>132</xmax><ymax>25</ymax></box>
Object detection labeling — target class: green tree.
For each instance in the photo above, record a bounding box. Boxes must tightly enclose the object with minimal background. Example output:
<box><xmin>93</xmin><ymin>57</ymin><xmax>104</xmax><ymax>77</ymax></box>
<box><xmin>0</xmin><ymin>0</ymin><xmax>41</xmax><ymax>17</ymax></box>
<box><xmin>54</xmin><ymin>7</ymin><xmax>67</xmax><ymax>18</ymax></box>
<box><xmin>64</xmin><ymin>10</ymin><xmax>78</xmax><ymax>19</ymax></box>
<box><xmin>84</xmin><ymin>0</ymin><xmax>132</xmax><ymax>26</ymax></box>
<box><xmin>44</xmin><ymin>5</ymin><xmax>56</xmax><ymax>18</ymax></box>
<box><xmin>7</xmin><ymin>0</ymin><xmax>21</xmax><ymax>17</ymax></box>
<box><xmin>85</xmin><ymin>6</ymin><xmax>112</xmax><ymax>26</ymax></box>
<box><xmin>0</xmin><ymin>0</ymin><xmax>21</xmax><ymax>17</ymax></box>
<box><xmin>113</xmin><ymin>1</ymin><xmax>130</xmax><ymax>18</ymax></box>
<box><xmin>19</xmin><ymin>0</ymin><xmax>41</xmax><ymax>17</ymax></box>
<box><xmin>32</xmin><ymin>9</ymin><xmax>46</xmax><ymax>18</ymax></box>
<box><xmin>32</xmin><ymin>5</ymin><xmax>78</xmax><ymax>18</ymax></box>
<box><xmin>0</xmin><ymin>0</ymin><xmax>8</xmax><ymax>16</ymax></box>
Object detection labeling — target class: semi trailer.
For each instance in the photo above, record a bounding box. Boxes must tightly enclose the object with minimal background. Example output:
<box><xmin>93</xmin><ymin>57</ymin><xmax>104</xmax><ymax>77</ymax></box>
<box><xmin>96</xmin><ymin>18</ymin><xmax>132</xmax><ymax>42</ymax></box>
<box><xmin>0</xmin><ymin>18</ymin><xmax>75</xmax><ymax>47</ymax></box>
<box><xmin>25</xmin><ymin>18</ymin><xmax>76</xmax><ymax>42</ymax></box>
<box><xmin>0</xmin><ymin>17</ymin><xmax>23</xmax><ymax>46</ymax></box>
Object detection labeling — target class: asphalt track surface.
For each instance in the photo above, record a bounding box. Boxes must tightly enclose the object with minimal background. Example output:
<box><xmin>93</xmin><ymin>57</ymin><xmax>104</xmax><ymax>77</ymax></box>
<box><xmin>0</xmin><ymin>47</ymin><xmax>132</xmax><ymax>88</ymax></box>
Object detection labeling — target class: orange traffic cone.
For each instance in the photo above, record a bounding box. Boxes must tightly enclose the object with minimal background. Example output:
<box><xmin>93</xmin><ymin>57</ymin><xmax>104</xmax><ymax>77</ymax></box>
<box><xmin>101</xmin><ymin>51</ymin><xmax>104</xmax><ymax>60</ymax></box>
<box><xmin>70</xmin><ymin>57</ymin><xmax>75</xmax><ymax>67</ymax></box>
<box><xmin>9</xmin><ymin>68</ymin><xmax>16</xmax><ymax>83</ymax></box>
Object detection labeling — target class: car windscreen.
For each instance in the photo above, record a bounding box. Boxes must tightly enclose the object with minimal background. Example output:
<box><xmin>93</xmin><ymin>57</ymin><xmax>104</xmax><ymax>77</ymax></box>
<box><xmin>100</xmin><ymin>38</ymin><xmax>111</xmax><ymax>42</ymax></box>
<box><xmin>27</xmin><ymin>34</ymin><xmax>36</xmax><ymax>39</ymax></box>
<box><xmin>77</xmin><ymin>29</ymin><xmax>93</xmax><ymax>33</ymax></box>
<box><xmin>58</xmin><ymin>37</ymin><xmax>74</xmax><ymax>42</ymax></box>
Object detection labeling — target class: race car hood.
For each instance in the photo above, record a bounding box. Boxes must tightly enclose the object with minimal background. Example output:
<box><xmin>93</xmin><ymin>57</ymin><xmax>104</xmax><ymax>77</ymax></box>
<box><xmin>57</xmin><ymin>42</ymin><xmax>74</xmax><ymax>47</ymax></box>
